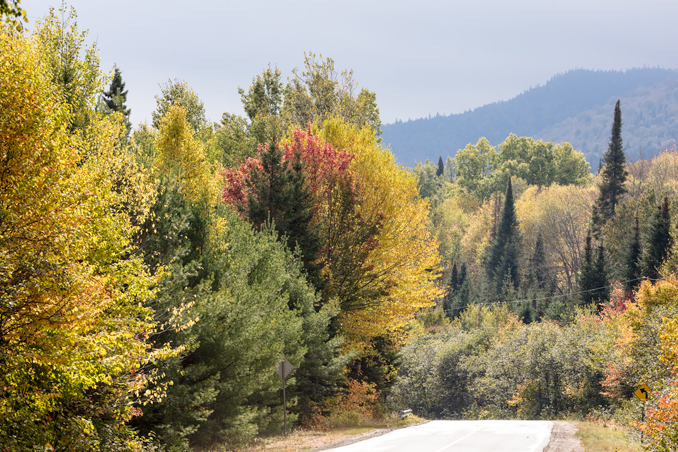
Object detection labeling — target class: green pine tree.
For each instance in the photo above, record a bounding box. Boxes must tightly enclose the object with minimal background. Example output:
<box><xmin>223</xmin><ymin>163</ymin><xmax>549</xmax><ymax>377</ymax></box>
<box><xmin>532</xmin><ymin>232</ymin><xmax>549</xmax><ymax>290</ymax></box>
<box><xmin>642</xmin><ymin>195</ymin><xmax>672</xmax><ymax>281</ymax></box>
<box><xmin>246</xmin><ymin>141</ymin><xmax>323</xmax><ymax>290</ymax></box>
<box><xmin>519</xmin><ymin>301</ymin><xmax>534</xmax><ymax>324</ymax></box>
<box><xmin>436</xmin><ymin>155</ymin><xmax>444</xmax><ymax>177</ymax></box>
<box><xmin>485</xmin><ymin>178</ymin><xmax>522</xmax><ymax>295</ymax></box>
<box><xmin>579</xmin><ymin>230</ymin><xmax>596</xmax><ymax>306</ymax></box>
<box><xmin>594</xmin><ymin>242</ymin><xmax>609</xmax><ymax>309</ymax></box>
<box><xmin>592</xmin><ymin>100</ymin><xmax>628</xmax><ymax>237</ymax></box>
<box><xmin>448</xmin><ymin>263</ymin><xmax>470</xmax><ymax>317</ymax></box>
<box><xmin>449</xmin><ymin>263</ymin><xmax>459</xmax><ymax>291</ymax></box>
<box><xmin>624</xmin><ymin>216</ymin><xmax>642</xmax><ymax>292</ymax></box>
<box><xmin>446</xmin><ymin>263</ymin><xmax>459</xmax><ymax>313</ymax></box>
<box><xmin>102</xmin><ymin>66</ymin><xmax>132</xmax><ymax>135</ymax></box>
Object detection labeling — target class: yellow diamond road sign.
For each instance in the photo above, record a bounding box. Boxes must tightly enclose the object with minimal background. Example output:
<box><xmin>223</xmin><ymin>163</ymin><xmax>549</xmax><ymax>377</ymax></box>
<box><xmin>634</xmin><ymin>384</ymin><xmax>651</xmax><ymax>401</ymax></box>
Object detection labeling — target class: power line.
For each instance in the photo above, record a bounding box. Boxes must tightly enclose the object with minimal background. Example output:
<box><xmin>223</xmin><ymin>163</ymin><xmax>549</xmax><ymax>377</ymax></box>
<box><xmin>425</xmin><ymin>276</ymin><xmax>659</xmax><ymax>316</ymax></box>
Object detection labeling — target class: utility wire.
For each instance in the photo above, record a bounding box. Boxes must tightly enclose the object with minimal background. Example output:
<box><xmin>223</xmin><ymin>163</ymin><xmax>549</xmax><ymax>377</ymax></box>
<box><xmin>426</xmin><ymin>276</ymin><xmax>660</xmax><ymax>316</ymax></box>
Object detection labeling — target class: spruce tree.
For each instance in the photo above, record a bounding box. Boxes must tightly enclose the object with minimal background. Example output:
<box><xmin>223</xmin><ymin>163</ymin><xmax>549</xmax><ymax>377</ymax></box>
<box><xmin>246</xmin><ymin>141</ymin><xmax>323</xmax><ymax>290</ymax></box>
<box><xmin>592</xmin><ymin>100</ymin><xmax>628</xmax><ymax>236</ymax></box>
<box><xmin>594</xmin><ymin>242</ymin><xmax>609</xmax><ymax>308</ymax></box>
<box><xmin>532</xmin><ymin>232</ymin><xmax>548</xmax><ymax>290</ymax></box>
<box><xmin>624</xmin><ymin>216</ymin><xmax>642</xmax><ymax>292</ymax></box>
<box><xmin>642</xmin><ymin>195</ymin><xmax>672</xmax><ymax>281</ymax></box>
<box><xmin>579</xmin><ymin>230</ymin><xmax>596</xmax><ymax>306</ymax></box>
<box><xmin>519</xmin><ymin>301</ymin><xmax>534</xmax><ymax>324</ymax></box>
<box><xmin>436</xmin><ymin>155</ymin><xmax>444</xmax><ymax>177</ymax></box>
<box><xmin>449</xmin><ymin>262</ymin><xmax>470</xmax><ymax>317</ymax></box>
<box><xmin>445</xmin><ymin>262</ymin><xmax>459</xmax><ymax>314</ymax></box>
<box><xmin>579</xmin><ymin>230</ymin><xmax>609</xmax><ymax>308</ymax></box>
<box><xmin>485</xmin><ymin>178</ymin><xmax>522</xmax><ymax>295</ymax></box>
<box><xmin>102</xmin><ymin>66</ymin><xmax>131</xmax><ymax>135</ymax></box>
<box><xmin>449</xmin><ymin>263</ymin><xmax>459</xmax><ymax>292</ymax></box>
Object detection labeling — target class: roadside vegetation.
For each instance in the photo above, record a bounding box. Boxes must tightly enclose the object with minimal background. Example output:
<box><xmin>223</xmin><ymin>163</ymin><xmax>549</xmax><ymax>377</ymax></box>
<box><xmin>576</xmin><ymin>422</ymin><xmax>642</xmax><ymax>452</ymax></box>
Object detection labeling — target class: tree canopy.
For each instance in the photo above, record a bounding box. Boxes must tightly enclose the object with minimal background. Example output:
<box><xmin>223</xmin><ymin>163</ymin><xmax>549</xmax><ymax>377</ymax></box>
<box><xmin>0</xmin><ymin>22</ymin><xmax>171</xmax><ymax>450</ymax></box>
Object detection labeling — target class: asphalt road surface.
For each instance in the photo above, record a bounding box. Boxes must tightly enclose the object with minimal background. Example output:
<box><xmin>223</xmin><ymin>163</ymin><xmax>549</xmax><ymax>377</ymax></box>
<box><xmin>324</xmin><ymin>420</ymin><xmax>553</xmax><ymax>452</ymax></box>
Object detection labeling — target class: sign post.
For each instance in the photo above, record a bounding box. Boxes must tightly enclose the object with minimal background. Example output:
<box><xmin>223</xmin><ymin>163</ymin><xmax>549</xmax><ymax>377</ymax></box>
<box><xmin>276</xmin><ymin>358</ymin><xmax>294</xmax><ymax>435</ymax></box>
<box><xmin>634</xmin><ymin>383</ymin><xmax>651</xmax><ymax>445</ymax></box>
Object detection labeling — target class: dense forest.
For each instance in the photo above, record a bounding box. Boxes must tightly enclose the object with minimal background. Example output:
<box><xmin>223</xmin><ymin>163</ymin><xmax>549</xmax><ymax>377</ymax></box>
<box><xmin>4</xmin><ymin>5</ymin><xmax>678</xmax><ymax>452</ymax></box>
<box><xmin>383</xmin><ymin>68</ymin><xmax>678</xmax><ymax>166</ymax></box>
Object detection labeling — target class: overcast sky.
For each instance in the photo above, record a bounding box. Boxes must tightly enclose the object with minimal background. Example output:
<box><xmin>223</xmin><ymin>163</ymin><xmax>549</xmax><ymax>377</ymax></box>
<box><xmin>25</xmin><ymin>0</ymin><xmax>678</xmax><ymax>127</ymax></box>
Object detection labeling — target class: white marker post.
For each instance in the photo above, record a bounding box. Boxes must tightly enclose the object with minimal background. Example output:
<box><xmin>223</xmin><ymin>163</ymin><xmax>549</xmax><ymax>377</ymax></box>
<box><xmin>276</xmin><ymin>358</ymin><xmax>294</xmax><ymax>435</ymax></box>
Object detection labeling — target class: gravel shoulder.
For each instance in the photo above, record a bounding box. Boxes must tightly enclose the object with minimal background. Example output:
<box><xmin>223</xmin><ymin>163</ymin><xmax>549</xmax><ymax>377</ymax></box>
<box><xmin>544</xmin><ymin>421</ymin><xmax>584</xmax><ymax>452</ymax></box>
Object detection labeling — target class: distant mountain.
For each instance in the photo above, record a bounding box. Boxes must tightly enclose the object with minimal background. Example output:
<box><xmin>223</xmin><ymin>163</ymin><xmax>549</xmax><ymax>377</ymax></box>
<box><xmin>382</xmin><ymin>68</ymin><xmax>678</xmax><ymax>167</ymax></box>
<box><xmin>535</xmin><ymin>78</ymin><xmax>678</xmax><ymax>165</ymax></box>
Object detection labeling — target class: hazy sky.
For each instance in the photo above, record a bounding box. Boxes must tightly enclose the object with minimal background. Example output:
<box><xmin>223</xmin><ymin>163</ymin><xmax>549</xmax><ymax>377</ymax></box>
<box><xmin>25</xmin><ymin>0</ymin><xmax>678</xmax><ymax>127</ymax></box>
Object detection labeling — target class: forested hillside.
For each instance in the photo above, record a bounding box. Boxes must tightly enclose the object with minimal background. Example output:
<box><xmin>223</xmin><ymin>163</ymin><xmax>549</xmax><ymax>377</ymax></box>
<box><xmin>5</xmin><ymin>4</ymin><xmax>678</xmax><ymax>452</ymax></box>
<box><xmin>383</xmin><ymin>68</ymin><xmax>678</xmax><ymax>166</ymax></box>
<box><xmin>536</xmin><ymin>77</ymin><xmax>678</xmax><ymax>164</ymax></box>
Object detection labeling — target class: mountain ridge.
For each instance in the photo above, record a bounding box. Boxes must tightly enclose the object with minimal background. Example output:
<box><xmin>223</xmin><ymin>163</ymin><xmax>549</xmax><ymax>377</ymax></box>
<box><xmin>382</xmin><ymin>68</ymin><xmax>678</xmax><ymax>167</ymax></box>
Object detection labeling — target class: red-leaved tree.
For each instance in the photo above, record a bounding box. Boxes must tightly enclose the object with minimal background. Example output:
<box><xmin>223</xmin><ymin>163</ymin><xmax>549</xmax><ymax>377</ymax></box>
<box><xmin>222</xmin><ymin>126</ymin><xmax>384</xmax><ymax>308</ymax></box>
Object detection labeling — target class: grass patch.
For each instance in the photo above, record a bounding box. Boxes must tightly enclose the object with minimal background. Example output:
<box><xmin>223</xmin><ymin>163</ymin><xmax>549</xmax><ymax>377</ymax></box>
<box><xmin>575</xmin><ymin>421</ymin><xmax>641</xmax><ymax>452</ymax></box>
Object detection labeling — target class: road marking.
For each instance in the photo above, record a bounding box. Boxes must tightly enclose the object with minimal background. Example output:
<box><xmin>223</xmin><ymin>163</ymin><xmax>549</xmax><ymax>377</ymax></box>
<box><xmin>431</xmin><ymin>425</ymin><xmax>481</xmax><ymax>452</ymax></box>
<box><xmin>528</xmin><ymin>423</ymin><xmax>553</xmax><ymax>452</ymax></box>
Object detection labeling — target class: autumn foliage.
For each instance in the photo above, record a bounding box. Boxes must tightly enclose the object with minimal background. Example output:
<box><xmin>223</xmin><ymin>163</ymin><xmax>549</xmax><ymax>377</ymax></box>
<box><xmin>223</xmin><ymin>125</ymin><xmax>355</xmax><ymax>217</ymax></box>
<box><xmin>223</xmin><ymin>123</ymin><xmax>441</xmax><ymax>347</ymax></box>
<box><xmin>0</xmin><ymin>26</ymin><xmax>170</xmax><ymax>449</ymax></box>
<box><xmin>306</xmin><ymin>379</ymin><xmax>382</xmax><ymax>430</ymax></box>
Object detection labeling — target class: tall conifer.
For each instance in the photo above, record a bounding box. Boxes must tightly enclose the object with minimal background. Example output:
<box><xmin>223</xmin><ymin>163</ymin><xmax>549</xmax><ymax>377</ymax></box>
<box><xmin>592</xmin><ymin>100</ymin><xmax>628</xmax><ymax>236</ymax></box>
<box><xmin>459</xmin><ymin>262</ymin><xmax>467</xmax><ymax>286</ymax></box>
<box><xmin>594</xmin><ymin>242</ymin><xmax>609</xmax><ymax>308</ymax></box>
<box><xmin>246</xmin><ymin>141</ymin><xmax>323</xmax><ymax>290</ymax></box>
<box><xmin>486</xmin><ymin>178</ymin><xmax>522</xmax><ymax>294</ymax></box>
<box><xmin>579</xmin><ymin>230</ymin><xmax>609</xmax><ymax>307</ymax></box>
<box><xmin>444</xmin><ymin>262</ymin><xmax>458</xmax><ymax>313</ymax></box>
<box><xmin>453</xmin><ymin>263</ymin><xmax>471</xmax><ymax>315</ymax></box>
<box><xmin>449</xmin><ymin>263</ymin><xmax>459</xmax><ymax>292</ymax></box>
<box><xmin>643</xmin><ymin>195</ymin><xmax>672</xmax><ymax>281</ymax></box>
<box><xmin>436</xmin><ymin>155</ymin><xmax>444</xmax><ymax>177</ymax></box>
<box><xmin>102</xmin><ymin>66</ymin><xmax>131</xmax><ymax>134</ymax></box>
<box><xmin>624</xmin><ymin>216</ymin><xmax>642</xmax><ymax>292</ymax></box>
<box><xmin>532</xmin><ymin>232</ymin><xmax>548</xmax><ymax>289</ymax></box>
<box><xmin>579</xmin><ymin>230</ymin><xmax>595</xmax><ymax>305</ymax></box>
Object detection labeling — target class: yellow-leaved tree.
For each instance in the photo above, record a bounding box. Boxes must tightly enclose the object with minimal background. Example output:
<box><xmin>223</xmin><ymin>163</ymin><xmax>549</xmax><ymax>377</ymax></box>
<box><xmin>0</xmin><ymin>25</ymin><xmax>171</xmax><ymax>450</ymax></box>
<box><xmin>153</xmin><ymin>104</ymin><xmax>219</xmax><ymax>205</ymax></box>
<box><xmin>318</xmin><ymin>119</ymin><xmax>442</xmax><ymax>346</ymax></box>
<box><xmin>516</xmin><ymin>184</ymin><xmax>597</xmax><ymax>293</ymax></box>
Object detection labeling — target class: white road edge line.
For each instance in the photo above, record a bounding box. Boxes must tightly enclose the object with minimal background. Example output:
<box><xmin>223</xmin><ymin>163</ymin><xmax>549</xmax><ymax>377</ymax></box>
<box><xmin>528</xmin><ymin>422</ymin><xmax>553</xmax><ymax>452</ymax></box>
<box><xmin>431</xmin><ymin>425</ymin><xmax>482</xmax><ymax>452</ymax></box>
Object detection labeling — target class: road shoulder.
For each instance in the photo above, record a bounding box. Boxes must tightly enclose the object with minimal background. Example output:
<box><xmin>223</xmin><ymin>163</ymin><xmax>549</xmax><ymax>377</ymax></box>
<box><xmin>544</xmin><ymin>421</ymin><xmax>584</xmax><ymax>452</ymax></box>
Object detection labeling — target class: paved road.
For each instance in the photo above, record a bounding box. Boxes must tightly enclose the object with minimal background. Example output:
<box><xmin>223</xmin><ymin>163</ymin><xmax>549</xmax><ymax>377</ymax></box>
<box><xmin>324</xmin><ymin>420</ymin><xmax>553</xmax><ymax>452</ymax></box>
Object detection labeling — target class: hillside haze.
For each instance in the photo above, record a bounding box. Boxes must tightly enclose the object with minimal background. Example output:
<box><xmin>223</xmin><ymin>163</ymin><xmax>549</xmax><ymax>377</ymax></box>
<box><xmin>383</xmin><ymin>68</ymin><xmax>678</xmax><ymax>167</ymax></box>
